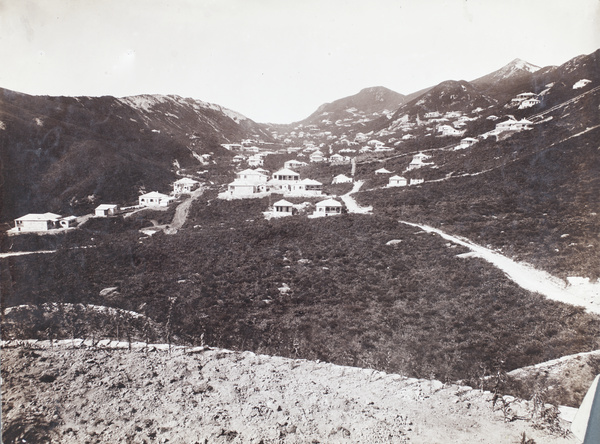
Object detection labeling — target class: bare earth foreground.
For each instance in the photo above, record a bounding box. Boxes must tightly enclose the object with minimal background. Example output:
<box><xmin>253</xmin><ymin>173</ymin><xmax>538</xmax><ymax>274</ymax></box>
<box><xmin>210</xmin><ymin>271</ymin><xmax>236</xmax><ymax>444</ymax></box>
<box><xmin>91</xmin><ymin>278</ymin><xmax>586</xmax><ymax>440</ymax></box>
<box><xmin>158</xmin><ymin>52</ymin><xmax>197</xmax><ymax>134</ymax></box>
<box><xmin>1</xmin><ymin>342</ymin><xmax>575</xmax><ymax>443</ymax></box>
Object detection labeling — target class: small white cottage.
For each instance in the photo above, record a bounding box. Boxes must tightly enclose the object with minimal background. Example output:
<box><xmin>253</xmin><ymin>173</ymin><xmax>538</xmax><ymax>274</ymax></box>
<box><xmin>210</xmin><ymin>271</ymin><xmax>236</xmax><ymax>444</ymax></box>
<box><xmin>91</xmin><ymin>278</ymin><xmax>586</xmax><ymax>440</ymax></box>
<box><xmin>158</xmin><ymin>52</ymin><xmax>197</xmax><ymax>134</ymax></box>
<box><xmin>272</xmin><ymin>199</ymin><xmax>296</xmax><ymax>216</ymax></box>
<box><xmin>139</xmin><ymin>192</ymin><xmax>174</xmax><ymax>207</ymax></box>
<box><xmin>388</xmin><ymin>175</ymin><xmax>407</xmax><ymax>187</ymax></box>
<box><xmin>14</xmin><ymin>213</ymin><xmax>62</xmax><ymax>232</ymax></box>
<box><xmin>95</xmin><ymin>204</ymin><xmax>119</xmax><ymax>217</ymax></box>
<box><xmin>332</xmin><ymin>174</ymin><xmax>352</xmax><ymax>184</ymax></box>
<box><xmin>315</xmin><ymin>198</ymin><xmax>343</xmax><ymax>216</ymax></box>
<box><xmin>173</xmin><ymin>178</ymin><xmax>200</xmax><ymax>194</ymax></box>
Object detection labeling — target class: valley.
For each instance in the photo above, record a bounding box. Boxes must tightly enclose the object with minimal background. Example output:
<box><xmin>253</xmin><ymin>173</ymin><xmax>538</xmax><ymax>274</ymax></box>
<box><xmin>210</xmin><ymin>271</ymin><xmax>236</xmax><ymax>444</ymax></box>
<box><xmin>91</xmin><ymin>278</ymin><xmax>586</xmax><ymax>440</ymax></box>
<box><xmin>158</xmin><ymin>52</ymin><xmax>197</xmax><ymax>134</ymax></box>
<box><xmin>1</xmin><ymin>48</ymin><xmax>599</xmax><ymax>443</ymax></box>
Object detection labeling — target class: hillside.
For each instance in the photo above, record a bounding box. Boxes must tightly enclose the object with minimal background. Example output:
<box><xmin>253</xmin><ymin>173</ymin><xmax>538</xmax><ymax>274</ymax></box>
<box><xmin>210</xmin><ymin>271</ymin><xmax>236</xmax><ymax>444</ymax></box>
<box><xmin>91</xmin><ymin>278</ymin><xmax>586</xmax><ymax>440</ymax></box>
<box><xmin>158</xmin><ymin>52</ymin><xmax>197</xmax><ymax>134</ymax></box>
<box><xmin>1</xmin><ymin>342</ymin><xmax>574</xmax><ymax>444</ymax></box>
<box><xmin>0</xmin><ymin>89</ymin><xmax>271</xmax><ymax>221</ymax></box>
<box><xmin>301</xmin><ymin>86</ymin><xmax>406</xmax><ymax>126</ymax></box>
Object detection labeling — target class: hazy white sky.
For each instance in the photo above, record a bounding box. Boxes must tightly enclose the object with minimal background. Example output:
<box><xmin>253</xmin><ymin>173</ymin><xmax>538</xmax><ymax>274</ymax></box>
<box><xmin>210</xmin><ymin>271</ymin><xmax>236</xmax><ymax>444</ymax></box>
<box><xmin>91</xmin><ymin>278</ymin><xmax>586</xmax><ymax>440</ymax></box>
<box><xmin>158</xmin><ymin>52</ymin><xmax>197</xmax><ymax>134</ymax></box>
<box><xmin>1</xmin><ymin>0</ymin><xmax>599</xmax><ymax>122</ymax></box>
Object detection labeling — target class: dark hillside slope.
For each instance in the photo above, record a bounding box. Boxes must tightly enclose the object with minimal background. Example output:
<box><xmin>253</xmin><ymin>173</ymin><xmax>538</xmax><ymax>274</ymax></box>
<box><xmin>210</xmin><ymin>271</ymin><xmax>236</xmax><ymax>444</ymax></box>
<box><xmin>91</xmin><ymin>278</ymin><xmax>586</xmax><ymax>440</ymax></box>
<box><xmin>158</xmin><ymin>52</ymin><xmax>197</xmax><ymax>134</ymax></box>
<box><xmin>356</xmin><ymin>125</ymin><xmax>600</xmax><ymax>279</ymax></box>
<box><xmin>0</xmin><ymin>89</ymin><xmax>270</xmax><ymax>221</ymax></box>
<box><xmin>301</xmin><ymin>86</ymin><xmax>406</xmax><ymax>125</ymax></box>
<box><xmin>3</xmin><ymin>214</ymin><xmax>600</xmax><ymax>383</ymax></box>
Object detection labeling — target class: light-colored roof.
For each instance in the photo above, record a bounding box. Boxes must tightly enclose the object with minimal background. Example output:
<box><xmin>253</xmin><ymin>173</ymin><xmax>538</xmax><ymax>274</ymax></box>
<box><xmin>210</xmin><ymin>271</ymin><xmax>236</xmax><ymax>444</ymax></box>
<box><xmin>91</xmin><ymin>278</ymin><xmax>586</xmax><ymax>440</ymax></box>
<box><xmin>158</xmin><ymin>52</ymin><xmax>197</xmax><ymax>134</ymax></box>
<box><xmin>273</xmin><ymin>168</ymin><xmax>300</xmax><ymax>176</ymax></box>
<box><xmin>375</xmin><ymin>168</ymin><xmax>392</xmax><ymax>173</ymax></box>
<box><xmin>298</xmin><ymin>178</ymin><xmax>322</xmax><ymax>185</ymax></box>
<box><xmin>389</xmin><ymin>175</ymin><xmax>406</xmax><ymax>180</ymax></box>
<box><xmin>96</xmin><ymin>204</ymin><xmax>118</xmax><ymax>210</ymax></box>
<box><xmin>229</xmin><ymin>180</ymin><xmax>257</xmax><ymax>186</ymax></box>
<box><xmin>334</xmin><ymin>174</ymin><xmax>350</xmax><ymax>179</ymax></box>
<box><xmin>273</xmin><ymin>199</ymin><xmax>294</xmax><ymax>207</ymax></box>
<box><xmin>15</xmin><ymin>212</ymin><xmax>62</xmax><ymax>221</ymax></box>
<box><xmin>174</xmin><ymin>177</ymin><xmax>200</xmax><ymax>184</ymax></box>
<box><xmin>237</xmin><ymin>168</ymin><xmax>265</xmax><ymax>175</ymax></box>
<box><xmin>316</xmin><ymin>198</ymin><xmax>342</xmax><ymax>207</ymax></box>
<box><xmin>140</xmin><ymin>191</ymin><xmax>171</xmax><ymax>199</ymax></box>
<box><xmin>461</xmin><ymin>137</ymin><xmax>478</xmax><ymax>142</ymax></box>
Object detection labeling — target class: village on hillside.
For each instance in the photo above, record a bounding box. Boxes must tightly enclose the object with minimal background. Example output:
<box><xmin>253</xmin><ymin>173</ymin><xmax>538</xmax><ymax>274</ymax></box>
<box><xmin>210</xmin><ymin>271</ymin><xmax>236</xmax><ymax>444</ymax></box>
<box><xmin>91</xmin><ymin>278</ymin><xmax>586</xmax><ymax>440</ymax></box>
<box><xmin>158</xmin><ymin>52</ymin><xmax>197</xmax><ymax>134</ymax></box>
<box><xmin>8</xmin><ymin>87</ymin><xmax>547</xmax><ymax>235</ymax></box>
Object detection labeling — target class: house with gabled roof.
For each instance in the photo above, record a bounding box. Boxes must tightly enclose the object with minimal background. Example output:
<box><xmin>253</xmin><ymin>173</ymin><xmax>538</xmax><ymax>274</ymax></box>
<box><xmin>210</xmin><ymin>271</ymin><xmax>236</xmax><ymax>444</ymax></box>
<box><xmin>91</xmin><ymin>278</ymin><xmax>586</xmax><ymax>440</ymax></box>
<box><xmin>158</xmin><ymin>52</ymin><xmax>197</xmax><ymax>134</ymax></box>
<box><xmin>388</xmin><ymin>175</ymin><xmax>407</xmax><ymax>187</ymax></box>
<box><xmin>407</xmin><ymin>152</ymin><xmax>432</xmax><ymax>170</ymax></box>
<box><xmin>375</xmin><ymin>167</ymin><xmax>392</xmax><ymax>175</ymax></box>
<box><xmin>272</xmin><ymin>168</ymin><xmax>300</xmax><ymax>181</ymax></box>
<box><xmin>309</xmin><ymin>151</ymin><xmax>326</xmax><ymax>162</ymax></box>
<box><xmin>332</xmin><ymin>174</ymin><xmax>352</xmax><ymax>184</ymax></box>
<box><xmin>272</xmin><ymin>199</ymin><xmax>296</xmax><ymax>217</ymax></box>
<box><xmin>284</xmin><ymin>159</ymin><xmax>308</xmax><ymax>169</ymax></box>
<box><xmin>139</xmin><ymin>191</ymin><xmax>174</xmax><ymax>207</ymax></box>
<box><xmin>173</xmin><ymin>177</ymin><xmax>200</xmax><ymax>194</ymax></box>
<box><xmin>314</xmin><ymin>198</ymin><xmax>343</xmax><ymax>216</ymax></box>
<box><xmin>289</xmin><ymin>178</ymin><xmax>323</xmax><ymax>196</ymax></box>
<box><xmin>236</xmin><ymin>168</ymin><xmax>268</xmax><ymax>183</ymax></box>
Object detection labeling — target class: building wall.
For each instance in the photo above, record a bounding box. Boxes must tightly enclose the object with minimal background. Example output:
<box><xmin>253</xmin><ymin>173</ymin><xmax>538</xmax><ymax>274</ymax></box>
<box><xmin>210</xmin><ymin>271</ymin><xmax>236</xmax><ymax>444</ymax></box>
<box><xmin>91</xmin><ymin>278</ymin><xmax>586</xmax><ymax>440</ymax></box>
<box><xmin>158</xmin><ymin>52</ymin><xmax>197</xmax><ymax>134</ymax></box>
<box><xmin>16</xmin><ymin>220</ymin><xmax>54</xmax><ymax>232</ymax></box>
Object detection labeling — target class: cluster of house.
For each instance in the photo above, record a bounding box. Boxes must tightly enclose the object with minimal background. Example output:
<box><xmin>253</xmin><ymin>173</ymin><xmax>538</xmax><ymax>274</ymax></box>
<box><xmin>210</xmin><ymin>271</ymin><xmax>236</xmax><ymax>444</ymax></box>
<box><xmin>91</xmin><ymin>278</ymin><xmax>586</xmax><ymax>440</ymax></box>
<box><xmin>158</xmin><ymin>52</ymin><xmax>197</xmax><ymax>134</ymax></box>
<box><xmin>509</xmin><ymin>92</ymin><xmax>541</xmax><ymax>109</ymax></box>
<box><xmin>227</xmin><ymin>166</ymin><xmax>324</xmax><ymax>197</ymax></box>
<box><xmin>270</xmin><ymin>197</ymin><xmax>343</xmax><ymax>218</ymax></box>
<box><xmin>374</xmin><ymin>165</ymin><xmax>424</xmax><ymax>188</ymax></box>
<box><xmin>481</xmin><ymin>116</ymin><xmax>533</xmax><ymax>139</ymax></box>
<box><xmin>12</xmin><ymin>177</ymin><xmax>203</xmax><ymax>233</ymax></box>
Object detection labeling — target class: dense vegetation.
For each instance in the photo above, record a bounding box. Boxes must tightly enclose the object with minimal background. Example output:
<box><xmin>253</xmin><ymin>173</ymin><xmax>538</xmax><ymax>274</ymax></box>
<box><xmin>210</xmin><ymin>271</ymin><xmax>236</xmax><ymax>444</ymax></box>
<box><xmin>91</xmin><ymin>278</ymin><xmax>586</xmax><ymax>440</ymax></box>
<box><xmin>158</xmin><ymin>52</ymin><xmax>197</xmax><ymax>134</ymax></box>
<box><xmin>3</xmin><ymin>210</ymin><xmax>600</xmax><ymax>383</ymax></box>
<box><xmin>355</xmin><ymin>126</ymin><xmax>600</xmax><ymax>279</ymax></box>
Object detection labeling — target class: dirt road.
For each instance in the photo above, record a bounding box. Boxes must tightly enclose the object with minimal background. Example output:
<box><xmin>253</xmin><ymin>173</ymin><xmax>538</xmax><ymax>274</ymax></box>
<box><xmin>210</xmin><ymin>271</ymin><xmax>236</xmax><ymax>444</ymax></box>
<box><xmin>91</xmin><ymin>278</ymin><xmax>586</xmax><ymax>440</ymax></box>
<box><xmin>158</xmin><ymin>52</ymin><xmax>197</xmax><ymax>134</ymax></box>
<box><xmin>340</xmin><ymin>181</ymin><xmax>373</xmax><ymax>214</ymax></box>
<box><xmin>400</xmin><ymin>221</ymin><xmax>600</xmax><ymax>315</ymax></box>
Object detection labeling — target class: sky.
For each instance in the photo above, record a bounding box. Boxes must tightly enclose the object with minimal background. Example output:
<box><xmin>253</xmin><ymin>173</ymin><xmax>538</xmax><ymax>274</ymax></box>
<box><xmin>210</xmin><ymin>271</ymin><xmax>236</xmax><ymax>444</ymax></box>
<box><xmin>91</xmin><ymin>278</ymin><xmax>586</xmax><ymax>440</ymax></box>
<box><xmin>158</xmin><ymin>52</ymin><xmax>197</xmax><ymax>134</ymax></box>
<box><xmin>1</xmin><ymin>0</ymin><xmax>599</xmax><ymax>123</ymax></box>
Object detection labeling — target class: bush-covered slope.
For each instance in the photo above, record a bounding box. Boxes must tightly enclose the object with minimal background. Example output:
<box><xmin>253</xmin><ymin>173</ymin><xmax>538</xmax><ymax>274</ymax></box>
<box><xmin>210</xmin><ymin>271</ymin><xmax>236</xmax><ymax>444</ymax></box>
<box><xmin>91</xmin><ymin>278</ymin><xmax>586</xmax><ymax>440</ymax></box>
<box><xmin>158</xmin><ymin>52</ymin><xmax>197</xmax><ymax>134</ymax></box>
<box><xmin>0</xmin><ymin>88</ymin><xmax>268</xmax><ymax>221</ymax></box>
<box><xmin>3</xmin><ymin>213</ymin><xmax>600</xmax><ymax>382</ymax></box>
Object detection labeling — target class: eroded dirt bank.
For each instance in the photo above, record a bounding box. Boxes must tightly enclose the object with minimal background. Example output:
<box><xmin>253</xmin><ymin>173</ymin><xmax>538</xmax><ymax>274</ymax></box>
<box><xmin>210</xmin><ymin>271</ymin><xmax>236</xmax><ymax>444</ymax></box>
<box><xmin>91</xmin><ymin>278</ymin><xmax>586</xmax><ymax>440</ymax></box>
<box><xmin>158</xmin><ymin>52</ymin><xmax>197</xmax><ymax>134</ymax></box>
<box><xmin>1</xmin><ymin>343</ymin><xmax>574</xmax><ymax>443</ymax></box>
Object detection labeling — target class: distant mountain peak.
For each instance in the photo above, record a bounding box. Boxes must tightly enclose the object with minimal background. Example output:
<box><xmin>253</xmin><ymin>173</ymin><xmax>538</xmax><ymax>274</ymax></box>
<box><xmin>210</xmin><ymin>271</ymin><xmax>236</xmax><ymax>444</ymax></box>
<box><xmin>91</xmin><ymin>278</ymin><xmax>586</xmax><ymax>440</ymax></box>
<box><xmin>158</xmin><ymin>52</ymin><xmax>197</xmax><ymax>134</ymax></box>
<box><xmin>505</xmin><ymin>58</ymin><xmax>540</xmax><ymax>73</ymax></box>
<box><xmin>472</xmin><ymin>58</ymin><xmax>540</xmax><ymax>87</ymax></box>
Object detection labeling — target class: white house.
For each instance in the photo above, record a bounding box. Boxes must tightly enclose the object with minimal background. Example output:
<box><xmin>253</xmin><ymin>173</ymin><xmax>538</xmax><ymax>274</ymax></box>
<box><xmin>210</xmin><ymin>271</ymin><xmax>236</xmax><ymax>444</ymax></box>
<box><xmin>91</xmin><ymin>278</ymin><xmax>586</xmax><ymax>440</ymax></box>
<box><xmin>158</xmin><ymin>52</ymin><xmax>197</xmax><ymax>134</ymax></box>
<box><xmin>519</xmin><ymin>98</ymin><xmax>541</xmax><ymax>109</ymax></box>
<box><xmin>139</xmin><ymin>191</ymin><xmax>174</xmax><ymax>207</ymax></box>
<box><xmin>247</xmin><ymin>156</ymin><xmax>264</xmax><ymax>167</ymax></box>
<box><xmin>272</xmin><ymin>168</ymin><xmax>300</xmax><ymax>182</ymax></box>
<box><xmin>309</xmin><ymin>151</ymin><xmax>326</xmax><ymax>162</ymax></box>
<box><xmin>407</xmin><ymin>152</ymin><xmax>431</xmax><ymax>170</ymax></box>
<box><xmin>438</xmin><ymin>125</ymin><xmax>465</xmax><ymax>137</ymax></box>
<box><xmin>329</xmin><ymin>153</ymin><xmax>349</xmax><ymax>164</ymax></box>
<box><xmin>173</xmin><ymin>177</ymin><xmax>200</xmax><ymax>194</ymax></box>
<box><xmin>228</xmin><ymin>180</ymin><xmax>259</xmax><ymax>196</ymax></box>
<box><xmin>511</xmin><ymin>92</ymin><xmax>537</xmax><ymax>105</ymax></box>
<box><xmin>332</xmin><ymin>174</ymin><xmax>352</xmax><ymax>184</ymax></box>
<box><xmin>267</xmin><ymin>168</ymin><xmax>301</xmax><ymax>193</ymax></box>
<box><xmin>95</xmin><ymin>204</ymin><xmax>119</xmax><ymax>217</ymax></box>
<box><xmin>236</xmin><ymin>168</ymin><xmax>268</xmax><ymax>183</ymax></box>
<box><xmin>314</xmin><ymin>198</ymin><xmax>343</xmax><ymax>216</ymax></box>
<box><xmin>14</xmin><ymin>213</ymin><xmax>62</xmax><ymax>232</ymax></box>
<box><xmin>272</xmin><ymin>199</ymin><xmax>296</xmax><ymax>217</ymax></box>
<box><xmin>388</xmin><ymin>175</ymin><xmax>407</xmax><ymax>187</ymax></box>
<box><xmin>457</xmin><ymin>137</ymin><xmax>478</xmax><ymax>149</ymax></box>
<box><xmin>289</xmin><ymin>179</ymin><xmax>322</xmax><ymax>196</ymax></box>
<box><xmin>59</xmin><ymin>216</ymin><xmax>78</xmax><ymax>228</ymax></box>
<box><xmin>375</xmin><ymin>168</ymin><xmax>392</xmax><ymax>175</ymax></box>
<box><xmin>232</xmin><ymin>154</ymin><xmax>246</xmax><ymax>163</ymax></box>
<box><xmin>284</xmin><ymin>159</ymin><xmax>307</xmax><ymax>169</ymax></box>
<box><xmin>410</xmin><ymin>178</ymin><xmax>424</xmax><ymax>186</ymax></box>
<box><xmin>495</xmin><ymin>117</ymin><xmax>533</xmax><ymax>132</ymax></box>
<box><xmin>402</xmin><ymin>134</ymin><xmax>416</xmax><ymax>140</ymax></box>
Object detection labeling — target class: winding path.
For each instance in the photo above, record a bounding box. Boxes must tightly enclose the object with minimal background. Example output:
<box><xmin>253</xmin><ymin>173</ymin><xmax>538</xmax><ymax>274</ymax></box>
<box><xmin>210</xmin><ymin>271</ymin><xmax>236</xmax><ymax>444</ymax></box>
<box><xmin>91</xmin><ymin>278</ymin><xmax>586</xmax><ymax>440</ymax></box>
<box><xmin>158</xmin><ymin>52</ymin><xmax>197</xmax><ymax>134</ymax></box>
<box><xmin>399</xmin><ymin>221</ymin><xmax>600</xmax><ymax>315</ymax></box>
<box><xmin>340</xmin><ymin>181</ymin><xmax>372</xmax><ymax>214</ymax></box>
